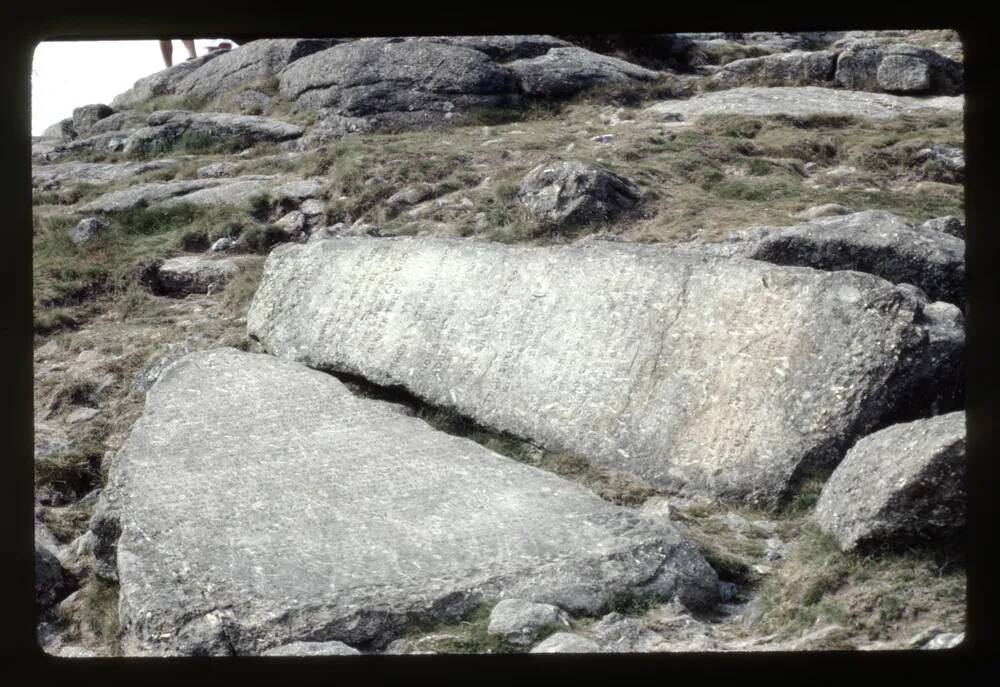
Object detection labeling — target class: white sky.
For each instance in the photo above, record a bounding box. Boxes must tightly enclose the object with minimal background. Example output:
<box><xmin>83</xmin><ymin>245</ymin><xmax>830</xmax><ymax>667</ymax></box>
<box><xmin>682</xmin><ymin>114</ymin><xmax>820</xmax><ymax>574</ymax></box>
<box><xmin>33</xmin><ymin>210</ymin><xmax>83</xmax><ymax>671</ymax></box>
<box><xmin>31</xmin><ymin>39</ymin><xmax>228</xmax><ymax>136</ymax></box>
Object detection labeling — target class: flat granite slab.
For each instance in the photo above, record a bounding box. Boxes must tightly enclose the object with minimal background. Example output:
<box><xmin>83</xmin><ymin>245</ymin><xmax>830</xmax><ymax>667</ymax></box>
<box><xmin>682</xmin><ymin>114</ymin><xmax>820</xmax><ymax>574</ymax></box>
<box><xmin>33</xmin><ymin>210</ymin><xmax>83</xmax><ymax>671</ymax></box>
<box><xmin>647</xmin><ymin>86</ymin><xmax>962</xmax><ymax>120</ymax></box>
<box><xmin>92</xmin><ymin>348</ymin><xmax>717</xmax><ymax>656</ymax></box>
<box><xmin>247</xmin><ymin>237</ymin><xmax>958</xmax><ymax>509</ymax></box>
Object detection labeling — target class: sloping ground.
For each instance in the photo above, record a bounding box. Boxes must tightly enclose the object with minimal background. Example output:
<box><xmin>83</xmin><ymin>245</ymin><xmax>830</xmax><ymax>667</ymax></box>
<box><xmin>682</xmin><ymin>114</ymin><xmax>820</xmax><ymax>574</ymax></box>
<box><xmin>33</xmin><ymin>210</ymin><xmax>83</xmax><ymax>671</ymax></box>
<box><xmin>32</xmin><ymin>30</ymin><xmax>966</xmax><ymax>656</ymax></box>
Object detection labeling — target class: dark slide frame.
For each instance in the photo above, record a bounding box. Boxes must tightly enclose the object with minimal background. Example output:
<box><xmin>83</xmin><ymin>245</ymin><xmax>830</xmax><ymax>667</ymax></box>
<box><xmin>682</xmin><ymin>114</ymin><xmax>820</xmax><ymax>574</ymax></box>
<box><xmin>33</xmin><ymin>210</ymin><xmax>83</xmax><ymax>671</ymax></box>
<box><xmin>1</xmin><ymin>3</ymin><xmax>995</xmax><ymax>684</ymax></box>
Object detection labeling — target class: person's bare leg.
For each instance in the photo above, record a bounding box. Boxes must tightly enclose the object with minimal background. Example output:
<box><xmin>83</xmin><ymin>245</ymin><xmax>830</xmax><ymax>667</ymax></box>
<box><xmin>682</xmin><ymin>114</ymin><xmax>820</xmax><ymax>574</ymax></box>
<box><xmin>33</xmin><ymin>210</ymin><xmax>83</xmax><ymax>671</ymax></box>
<box><xmin>159</xmin><ymin>39</ymin><xmax>173</xmax><ymax>67</ymax></box>
<box><xmin>182</xmin><ymin>39</ymin><xmax>197</xmax><ymax>60</ymax></box>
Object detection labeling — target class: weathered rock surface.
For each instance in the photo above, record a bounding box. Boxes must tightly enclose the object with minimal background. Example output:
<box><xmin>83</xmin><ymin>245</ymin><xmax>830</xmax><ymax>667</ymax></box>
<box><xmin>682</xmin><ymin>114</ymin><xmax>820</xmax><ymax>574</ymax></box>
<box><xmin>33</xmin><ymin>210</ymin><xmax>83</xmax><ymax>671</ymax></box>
<box><xmin>530</xmin><ymin>632</ymin><xmax>606</xmax><ymax>653</ymax></box>
<box><xmin>42</xmin><ymin>130</ymin><xmax>136</xmax><ymax>162</ymax></box>
<box><xmin>700</xmin><ymin>211</ymin><xmax>965</xmax><ymax>307</ymax></box>
<box><xmin>507</xmin><ymin>47</ymin><xmax>660</xmax><ymax>97</ymax></box>
<box><xmin>835</xmin><ymin>42</ymin><xmax>962</xmax><ymax>95</ymax></box>
<box><xmin>123</xmin><ymin>111</ymin><xmax>304</xmax><ymax>156</ymax></box>
<box><xmin>86</xmin><ymin>110</ymin><xmax>149</xmax><ymax>136</ymax></box>
<box><xmin>814</xmin><ymin>411</ymin><xmax>966</xmax><ymax>551</ymax></box>
<box><xmin>43</xmin><ymin>118</ymin><xmax>76</xmax><ymax>142</ymax></box>
<box><xmin>648</xmin><ymin>86</ymin><xmax>963</xmax><ymax>121</ymax></box>
<box><xmin>922</xmin><ymin>216</ymin><xmax>964</xmax><ymax>240</ymax></box>
<box><xmin>111</xmin><ymin>52</ymin><xmax>226</xmax><ymax>110</ymax></box>
<box><xmin>709</xmin><ymin>51</ymin><xmax>836</xmax><ymax>88</ymax></box>
<box><xmin>71</xmin><ymin>104</ymin><xmax>113</xmax><ymax>137</ymax></box>
<box><xmin>516</xmin><ymin>160</ymin><xmax>641</xmax><ymax>227</ymax></box>
<box><xmin>77</xmin><ymin>178</ymin><xmax>231</xmax><ymax>213</ymax></box>
<box><xmin>262</xmin><ymin>641</ymin><xmax>361</xmax><ymax>656</ymax></box>
<box><xmin>279</xmin><ymin>39</ymin><xmax>519</xmax><ymax>132</ymax></box>
<box><xmin>172</xmin><ymin>39</ymin><xmax>340</xmax><ymax>100</ymax></box>
<box><xmin>91</xmin><ymin>348</ymin><xmax>717</xmax><ymax>655</ymax></box>
<box><xmin>69</xmin><ymin>218</ymin><xmax>109</xmax><ymax>248</ymax></box>
<box><xmin>32</xmin><ymin>159</ymin><xmax>178</xmax><ymax>190</ymax></box>
<box><xmin>151</xmin><ymin>256</ymin><xmax>240</xmax><ymax>296</ymax></box>
<box><xmin>417</xmin><ymin>35</ymin><xmax>572</xmax><ymax>61</ymax></box>
<box><xmin>589</xmin><ymin>612</ymin><xmax>666</xmax><ymax>652</ymax></box>
<box><xmin>487</xmin><ymin>599</ymin><xmax>570</xmax><ymax>646</ymax></box>
<box><xmin>77</xmin><ymin>176</ymin><xmax>283</xmax><ymax>213</ymax></box>
<box><xmin>247</xmin><ymin>237</ymin><xmax>960</xmax><ymax>508</ymax></box>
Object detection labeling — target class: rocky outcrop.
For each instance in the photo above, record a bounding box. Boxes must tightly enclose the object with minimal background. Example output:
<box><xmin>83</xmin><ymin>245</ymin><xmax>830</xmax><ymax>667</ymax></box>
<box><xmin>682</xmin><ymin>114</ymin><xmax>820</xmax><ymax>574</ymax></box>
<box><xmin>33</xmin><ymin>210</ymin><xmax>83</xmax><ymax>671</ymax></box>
<box><xmin>124</xmin><ymin>111</ymin><xmax>304</xmax><ymax>156</ymax></box>
<box><xmin>835</xmin><ymin>42</ymin><xmax>963</xmax><ymax>95</ymax></box>
<box><xmin>648</xmin><ymin>86</ymin><xmax>963</xmax><ymax>121</ymax></box>
<box><xmin>516</xmin><ymin>161</ymin><xmax>642</xmax><ymax>228</ymax></box>
<box><xmin>506</xmin><ymin>47</ymin><xmax>660</xmax><ymax>97</ymax></box>
<box><xmin>279</xmin><ymin>39</ymin><xmax>520</xmax><ymax>132</ymax></box>
<box><xmin>171</xmin><ymin>39</ymin><xmax>340</xmax><ymax>101</ymax></box>
<box><xmin>71</xmin><ymin>104</ymin><xmax>113</xmax><ymax>137</ymax></box>
<box><xmin>32</xmin><ymin>159</ymin><xmax>178</xmax><ymax>190</ymax></box>
<box><xmin>697</xmin><ymin>211</ymin><xmax>966</xmax><ymax>308</ymax></box>
<box><xmin>247</xmin><ymin>237</ymin><xmax>960</xmax><ymax>509</ymax></box>
<box><xmin>90</xmin><ymin>348</ymin><xmax>718</xmax><ymax>655</ymax></box>
<box><xmin>814</xmin><ymin>411</ymin><xmax>966</xmax><ymax>551</ymax></box>
<box><xmin>77</xmin><ymin>178</ymin><xmax>235</xmax><ymax>213</ymax></box>
<box><xmin>111</xmin><ymin>52</ymin><xmax>225</xmax><ymax>110</ymax></box>
<box><xmin>708</xmin><ymin>51</ymin><xmax>836</xmax><ymax>88</ymax></box>
<box><xmin>416</xmin><ymin>35</ymin><xmax>572</xmax><ymax>61</ymax></box>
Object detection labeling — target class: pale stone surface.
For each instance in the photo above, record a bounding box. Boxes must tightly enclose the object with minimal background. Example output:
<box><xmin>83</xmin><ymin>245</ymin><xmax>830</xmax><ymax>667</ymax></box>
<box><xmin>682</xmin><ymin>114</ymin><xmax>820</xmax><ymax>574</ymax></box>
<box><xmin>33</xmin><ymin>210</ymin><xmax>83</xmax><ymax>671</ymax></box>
<box><xmin>32</xmin><ymin>160</ymin><xmax>178</xmax><ymax>190</ymax></box>
<box><xmin>247</xmin><ymin>237</ymin><xmax>957</xmax><ymax>508</ymax></box>
<box><xmin>487</xmin><ymin>599</ymin><xmax>570</xmax><ymax>646</ymax></box>
<box><xmin>530</xmin><ymin>632</ymin><xmax>606</xmax><ymax>653</ymax></box>
<box><xmin>261</xmin><ymin>640</ymin><xmax>361</xmax><ymax>656</ymax></box>
<box><xmin>154</xmin><ymin>256</ymin><xmax>240</xmax><ymax>295</ymax></box>
<box><xmin>91</xmin><ymin>348</ymin><xmax>718</xmax><ymax>656</ymax></box>
<box><xmin>814</xmin><ymin>411</ymin><xmax>966</xmax><ymax>551</ymax></box>
<box><xmin>647</xmin><ymin>86</ymin><xmax>963</xmax><ymax>121</ymax></box>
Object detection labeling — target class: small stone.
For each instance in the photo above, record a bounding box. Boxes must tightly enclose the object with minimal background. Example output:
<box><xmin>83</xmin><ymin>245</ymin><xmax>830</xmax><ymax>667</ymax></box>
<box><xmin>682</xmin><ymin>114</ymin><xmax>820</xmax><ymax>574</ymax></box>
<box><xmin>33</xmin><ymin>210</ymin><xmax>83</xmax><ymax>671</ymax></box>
<box><xmin>69</xmin><ymin>217</ymin><xmax>109</xmax><ymax>248</ymax></box>
<box><xmin>210</xmin><ymin>237</ymin><xmax>233</xmax><ymax>252</ymax></box>
<box><xmin>591</xmin><ymin>134</ymin><xmax>616</xmax><ymax>143</ymax></box>
<box><xmin>66</xmin><ymin>407</ymin><xmax>99</xmax><ymax>424</ymax></box>
<box><xmin>924</xmin><ymin>632</ymin><xmax>963</xmax><ymax>650</ymax></box>
<box><xmin>276</xmin><ymin>210</ymin><xmax>306</xmax><ymax>235</ymax></box>
<box><xmin>487</xmin><ymin>599</ymin><xmax>570</xmax><ymax>646</ymax></box>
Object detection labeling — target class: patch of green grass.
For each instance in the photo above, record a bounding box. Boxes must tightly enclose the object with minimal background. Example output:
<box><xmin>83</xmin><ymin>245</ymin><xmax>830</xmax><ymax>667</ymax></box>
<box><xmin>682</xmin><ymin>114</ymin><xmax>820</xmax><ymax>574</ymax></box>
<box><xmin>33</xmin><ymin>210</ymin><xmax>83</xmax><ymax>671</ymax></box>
<box><xmin>752</xmin><ymin>521</ymin><xmax>966</xmax><ymax>641</ymax></box>
<box><xmin>707</xmin><ymin>177</ymin><xmax>799</xmax><ymax>201</ymax></box>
